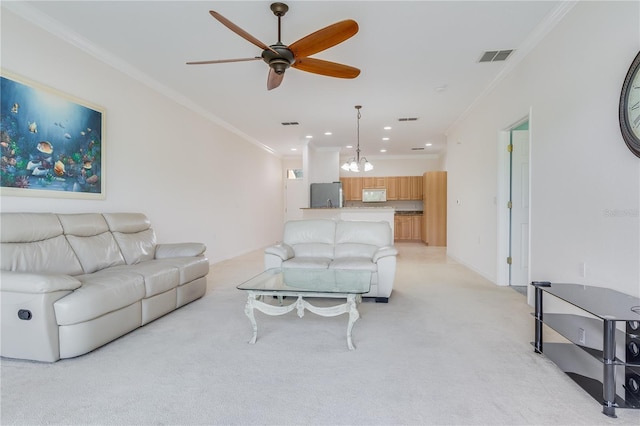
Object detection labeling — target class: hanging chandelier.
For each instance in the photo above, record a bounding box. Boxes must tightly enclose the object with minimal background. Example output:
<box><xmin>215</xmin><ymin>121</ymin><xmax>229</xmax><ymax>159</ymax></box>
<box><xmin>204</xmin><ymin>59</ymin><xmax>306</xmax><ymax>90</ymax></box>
<box><xmin>341</xmin><ymin>105</ymin><xmax>373</xmax><ymax>172</ymax></box>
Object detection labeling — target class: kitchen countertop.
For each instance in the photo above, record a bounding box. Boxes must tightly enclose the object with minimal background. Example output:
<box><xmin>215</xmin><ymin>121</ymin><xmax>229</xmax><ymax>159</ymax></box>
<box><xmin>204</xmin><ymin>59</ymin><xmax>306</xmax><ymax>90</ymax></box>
<box><xmin>301</xmin><ymin>206</ymin><xmax>395</xmax><ymax>210</ymax></box>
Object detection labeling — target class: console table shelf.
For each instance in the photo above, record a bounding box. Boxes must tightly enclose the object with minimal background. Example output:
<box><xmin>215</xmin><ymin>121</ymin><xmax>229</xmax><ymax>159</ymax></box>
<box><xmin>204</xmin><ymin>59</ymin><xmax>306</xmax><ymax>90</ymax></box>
<box><xmin>531</xmin><ymin>282</ymin><xmax>640</xmax><ymax>418</ymax></box>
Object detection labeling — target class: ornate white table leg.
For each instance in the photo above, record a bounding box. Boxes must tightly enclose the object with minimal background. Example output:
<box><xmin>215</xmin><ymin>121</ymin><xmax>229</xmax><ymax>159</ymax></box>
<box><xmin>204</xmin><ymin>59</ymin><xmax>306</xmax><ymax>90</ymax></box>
<box><xmin>295</xmin><ymin>295</ymin><xmax>306</xmax><ymax>318</ymax></box>
<box><xmin>346</xmin><ymin>294</ymin><xmax>360</xmax><ymax>350</ymax></box>
<box><xmin>245</xmin><ymin>292</ymin><xmax>258</xmax><ymax>344</ymax></box>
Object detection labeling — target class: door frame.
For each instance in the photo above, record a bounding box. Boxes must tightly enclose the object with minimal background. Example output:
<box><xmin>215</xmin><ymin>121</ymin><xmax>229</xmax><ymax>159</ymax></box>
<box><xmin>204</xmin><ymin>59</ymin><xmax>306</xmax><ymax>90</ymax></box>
<box><xmin>496</xmin><ymin>112</ymin><xmax>532</xmax><ymax>296</ymax></box>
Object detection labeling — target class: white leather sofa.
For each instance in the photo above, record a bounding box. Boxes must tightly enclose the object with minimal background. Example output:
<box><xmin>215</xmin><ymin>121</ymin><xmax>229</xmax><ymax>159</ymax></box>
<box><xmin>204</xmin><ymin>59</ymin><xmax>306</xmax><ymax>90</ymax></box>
<box><xmin>264</xmin><ymin>219</ymin><xmax>398</xmax><ymax>302</ymax></box>
<box><xmin>0</xmin><ymin>212</ymin><xmax>209</xmax><ymax>362</ymax></box>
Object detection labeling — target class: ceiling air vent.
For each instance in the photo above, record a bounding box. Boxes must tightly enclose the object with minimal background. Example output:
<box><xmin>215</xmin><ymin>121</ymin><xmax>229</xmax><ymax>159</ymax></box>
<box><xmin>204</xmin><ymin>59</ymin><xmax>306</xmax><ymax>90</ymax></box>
<box><xmin>398</xmin><ymin>117</ymin><xmax>418</xmax><ymax>122</ymax></box>
<box><xmin>411</xmin><ymin>147</ymin><xmax>425</xmax><ymax>151</ymax></box>
<box><xmin>479</xmin><ymin>50</ymin><xmax>514</xmax><ymax>63</ymax></box>
<box><xmin>281</xmin><ymin>122</ymin><xmax>300</xmax><ymax>126</ymax></box>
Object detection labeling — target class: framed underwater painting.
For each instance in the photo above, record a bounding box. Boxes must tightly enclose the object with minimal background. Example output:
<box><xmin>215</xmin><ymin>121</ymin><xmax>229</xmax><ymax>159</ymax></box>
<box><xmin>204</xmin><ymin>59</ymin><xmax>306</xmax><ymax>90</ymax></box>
<box><xmin>0</xmin><ymin>70</ymin><xmax>105</xmax><ymax>199</ymax></box>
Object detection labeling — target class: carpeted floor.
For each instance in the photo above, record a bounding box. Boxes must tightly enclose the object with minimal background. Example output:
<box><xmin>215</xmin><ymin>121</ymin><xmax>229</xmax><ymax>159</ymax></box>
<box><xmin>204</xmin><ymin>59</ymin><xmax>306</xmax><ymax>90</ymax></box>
<box><xmin>1</xmin><ymin>243</ymin><xmax>639</xmax><ymax>425</ymax></box>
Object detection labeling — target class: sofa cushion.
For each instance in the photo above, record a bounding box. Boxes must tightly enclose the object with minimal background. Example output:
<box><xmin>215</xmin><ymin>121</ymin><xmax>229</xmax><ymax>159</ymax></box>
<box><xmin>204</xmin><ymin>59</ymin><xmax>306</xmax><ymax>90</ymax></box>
<box><xmin>1</xmin><ymin>235</ymin><xmax>84</xmax><ymax>276</ymax></box>
<box><xmin>283</xmin><ymin>219</ymin><xmax>336</xmax><ymax>259</ymax></box>
<box><xmin>0</xmin><ymin>213</ymin><xmax>63</xmax><ymax>243</ymax></box>
<box><xmin>57</xmin><ymin>213</ymin><xmax>109</xmax><ymax>237</ymax></box>
<box><xmin>104</xmin><ymin>213</ymin><xmax>156</xmax><ymax>264</ymax></box>
<box><xmin>100</xmin><ymin>262</ymin><xmax>180</xmax><ymax>298</ymax></box>
<box><xmin>0</xmin><ymin>213</ymin><xmax>84</xmax><ymax>275</ymax></box>
<box><xmin>54</xmin><ymin>271</ymin><xmax>145</xmax><ymax>325</ymax></box>
<box><xmin>334</xmin><ymin>221</ymin><xmax>392</xmax><ymax>259</ymax></box>
<box><xmin>66</xmin><ymin>233</ymin><xmax>125</xmax><ymax>274</ymax></box>
<box><xmin>153</xmin><ymin>256</ymin><xmax>209</xmax><ymax>285</ymax></box>
<box><xmin>282</xmin><ymin>257</ymin><xmax>332</xmax><ymax>269</ymax></box>
<box><xmin>335</xmin><ymin>220</ymin><xmax>392</xmax><ymax>246</ymax></box>
<box><xmin>329</xmin><ymin>257</ymin><xmax>378</xmax><ymax>272</ymax></box>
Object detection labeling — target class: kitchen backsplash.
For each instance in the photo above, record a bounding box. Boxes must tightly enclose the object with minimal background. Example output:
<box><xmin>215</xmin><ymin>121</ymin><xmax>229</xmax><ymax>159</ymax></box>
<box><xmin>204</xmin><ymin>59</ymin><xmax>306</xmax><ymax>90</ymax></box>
<box><xmin>344</xmin><ymin>200</ymin><xmax>423</xmax><ymax>211</ymax></box>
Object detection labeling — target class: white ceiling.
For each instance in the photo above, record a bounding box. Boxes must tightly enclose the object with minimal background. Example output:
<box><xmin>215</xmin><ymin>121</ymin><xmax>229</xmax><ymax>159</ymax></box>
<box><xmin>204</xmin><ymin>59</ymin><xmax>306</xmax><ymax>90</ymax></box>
<box><xmin>10</xmin><ymin>1</ymin><xmax>564</xmax><ymax>160</ymax></box>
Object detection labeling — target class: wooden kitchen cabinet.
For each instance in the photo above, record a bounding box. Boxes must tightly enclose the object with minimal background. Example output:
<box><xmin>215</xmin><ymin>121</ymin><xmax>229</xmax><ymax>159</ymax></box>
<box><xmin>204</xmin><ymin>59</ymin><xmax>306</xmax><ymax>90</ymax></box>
<box><xmin>397</xmin><ymin>177</ymin><xmax>411</xmax><ymax>200</ymax></box>
<box><xmin>411</xmin><ymin>215</ymin><xmax>422</xmax><ymax>239</ymax></box>
<box><xmin>394</xmin><ymin>215</ymin><xmax>412</xmax><ymax>240</ymax></box>
<box><xmin>362</xmin><ymin>177</ymin><xmax>386</xmax><ymax>190</ymax></box>
<box><xmin>422</xmin><ymin>171</ymin><xmax>447</xmax><ymax>246</ymax></box>
<box><xmin>410</xmin><ymin>176</ymin><xmax>423</xmax><ymax>200</ymax></box>
<box><xmin>340</xmin><ymin>178</ymin><xmax>350</xmax><ymax>200</ymax></box>
<box><xmin>342</xmin><ymin>175</ymin><xmax>422</xmax><ymax>201</ymax></box>
<box><xmin>394</xmin><ymin>214</ymin><xmax>423</xmax><ymax>241</ymax></box>
<box><xmin>350</xmin><ymin>177</ymin><xmax>362</xmax><ymax>201</ymax></box>
<box><xmin>386</xmin><ymin>177</ymin><xmax>398</xmax><ymax>200</ymax></box>
<box><xmin>340</xmin><ymin>177</ymin><xmax>363</xmax><ymax>201</ymax></box>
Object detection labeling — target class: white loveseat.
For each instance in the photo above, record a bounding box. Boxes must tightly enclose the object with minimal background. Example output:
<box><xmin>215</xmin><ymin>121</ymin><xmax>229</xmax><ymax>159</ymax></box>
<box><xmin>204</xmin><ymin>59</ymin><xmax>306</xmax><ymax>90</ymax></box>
<box><xmin>0</xmin><ymin>212</ymin><xmax>209</xmax><ymax>362</ymax></box>
<box><xmin>264</xmin><ymin>219</ymin><xmax>398</xmax><ymax>302</ymax></box>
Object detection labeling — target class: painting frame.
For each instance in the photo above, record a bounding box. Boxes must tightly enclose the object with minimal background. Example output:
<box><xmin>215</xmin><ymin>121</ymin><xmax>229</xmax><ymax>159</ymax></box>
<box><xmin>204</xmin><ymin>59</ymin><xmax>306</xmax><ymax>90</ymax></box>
<box><xmin>1</xmin><ymin>69</ymin><xmax>106</xmax><ymax>200</ymax></box>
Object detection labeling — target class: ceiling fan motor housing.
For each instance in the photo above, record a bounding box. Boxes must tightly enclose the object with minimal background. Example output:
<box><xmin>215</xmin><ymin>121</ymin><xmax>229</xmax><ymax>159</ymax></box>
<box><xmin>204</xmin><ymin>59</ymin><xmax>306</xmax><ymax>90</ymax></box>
<box><xmin>262</xmin><ymin>43</ymin><xmax>295</xmax><ymax>74</ymax></box>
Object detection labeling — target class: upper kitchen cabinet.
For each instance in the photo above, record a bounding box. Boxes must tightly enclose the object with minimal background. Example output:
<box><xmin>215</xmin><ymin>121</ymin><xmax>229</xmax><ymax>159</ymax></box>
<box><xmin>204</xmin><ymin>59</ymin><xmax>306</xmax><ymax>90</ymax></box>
<box><xmin>422</xmin><ymin>171</ymin><xmax>447</xmax><ymax>246</ymax></box>
<box><xmin>411</xmin><ymin>176</ymin><xmax>423</xmax><ymax>200</ymax></box>
<box><xmin>341</xmin><ymin>176</ymin><xmax>424</xmax><ymax>201</ymax></box>
<box><xmin>398</xmin><ymin>176</ymin><xmax>411</xmax><ymax>200</ymax></box>
<box><xmin>362</xmin><ymin>177</ymin><xmax>386</xmax><ymax>189</ymax></box>
<box><xmin>340</xmin><ymin>177</ymin><xmax>363</xmax><ymax>201</ymax></box>
<box><xmin>386</xmin><ymin>177</ymin><xmax>398</xmax><ymax>200</ymax></box>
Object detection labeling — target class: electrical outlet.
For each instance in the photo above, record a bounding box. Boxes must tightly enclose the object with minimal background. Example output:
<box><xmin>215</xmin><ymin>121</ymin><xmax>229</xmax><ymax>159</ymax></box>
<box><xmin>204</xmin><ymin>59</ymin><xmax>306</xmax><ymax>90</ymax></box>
<box><xmin>578</xmin><ymin>328</ymin><xmax>586</xmax><ymax>344</ymax></box>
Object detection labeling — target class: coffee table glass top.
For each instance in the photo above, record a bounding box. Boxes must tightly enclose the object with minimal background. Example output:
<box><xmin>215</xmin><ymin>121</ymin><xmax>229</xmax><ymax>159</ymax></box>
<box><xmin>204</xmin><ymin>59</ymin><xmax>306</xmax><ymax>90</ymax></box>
<box><xmin>237</xmin><ymin>268</ymin><xmax>371</xmax><ymax>294</ymax></box>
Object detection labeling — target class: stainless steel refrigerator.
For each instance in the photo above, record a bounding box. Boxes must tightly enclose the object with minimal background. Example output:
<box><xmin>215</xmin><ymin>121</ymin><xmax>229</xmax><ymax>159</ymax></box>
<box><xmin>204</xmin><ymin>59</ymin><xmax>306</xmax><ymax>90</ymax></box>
<box><xmin>310</xmin><ymin>182</ymin><xmax>343</xmax><ymax>208</ymax></box>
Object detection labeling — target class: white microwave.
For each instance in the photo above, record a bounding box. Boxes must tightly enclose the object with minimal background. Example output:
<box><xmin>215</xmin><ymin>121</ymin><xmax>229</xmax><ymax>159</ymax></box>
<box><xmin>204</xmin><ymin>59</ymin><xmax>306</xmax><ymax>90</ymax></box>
<box><xmin>362</xmin><ymin>188</ymin><xmax>387</xmax><ymax>202</ymax></box>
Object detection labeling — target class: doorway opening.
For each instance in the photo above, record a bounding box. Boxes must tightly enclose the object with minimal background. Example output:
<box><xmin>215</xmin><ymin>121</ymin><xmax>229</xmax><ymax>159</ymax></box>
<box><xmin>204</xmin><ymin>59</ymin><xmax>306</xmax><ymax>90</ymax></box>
<box><xmin>497</xmin><ymin>116</ymin><xmax>531</xmax><ymax>300</ymax></box>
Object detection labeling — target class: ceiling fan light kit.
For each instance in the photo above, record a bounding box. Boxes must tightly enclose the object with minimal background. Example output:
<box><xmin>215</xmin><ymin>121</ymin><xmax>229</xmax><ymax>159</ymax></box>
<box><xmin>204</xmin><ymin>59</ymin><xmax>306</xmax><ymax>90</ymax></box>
<box><xmin>187</xmin><ymin>2</ymin><xmax>360</xmax><ymax>90</ymax></box>
<box><xmin>342</xmin><ymin>105</ymin><xmax>373</xmax><ymax>173</ymax></box>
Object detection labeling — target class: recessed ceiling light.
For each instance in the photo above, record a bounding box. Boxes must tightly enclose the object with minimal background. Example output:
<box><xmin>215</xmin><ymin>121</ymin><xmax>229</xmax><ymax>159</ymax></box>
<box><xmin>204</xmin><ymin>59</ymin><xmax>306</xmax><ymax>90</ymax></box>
<box><xmin>380</xmin><ymin>149</ymin><xmax>387</xmax><ymax>153</ymax></box>
<box><xmin>425</xmin><ymin>143</ymin><xmax>433</xmax><ymax>147</ymax></box>
<box><xmin>305</xmin><ymin>135</ymin><xmax>313</xmax><ymax>139</ymax></box>
<box><xmin>346</xmin><ymin>145</ymin><xmax>353</xmax><ymax>149</ymax></box>
<box><xmin>384</xmin><ymin>126</ymin><xmax>392</xmax><ymax>130</ymax></box>
<box><xmin>324</xmin><ymin>132</ymin><xmax>332</xmax><ymax>136</ymax></box>
<box><xmin>291</xmin><ymin>148</ymin><xmax>297</xmax><ymax>151</ymax></box>
<box><xmin>382</xmin><ymin>137</ymin><xmax>390</xmax><ymax>141</ymax></box>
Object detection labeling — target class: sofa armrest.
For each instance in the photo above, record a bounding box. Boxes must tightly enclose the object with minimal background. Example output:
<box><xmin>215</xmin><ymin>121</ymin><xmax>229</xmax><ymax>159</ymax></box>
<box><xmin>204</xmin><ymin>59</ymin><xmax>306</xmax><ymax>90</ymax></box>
<box><xmin>372</xmin><ymin>246</ymin><xmax>398</xmax><ymax>263</ymax></box>
<box><xmin>264</xmin><ymin>243</ymin><xmax>294</xmax><ymax>261</ymax></box>
<box><xmin>155</xmin><ymin>243</ymin><xmax>206</xmax><ymax>258</ymax></box>
<box><xmin>0</xmin><ymin>271</ymin><xmax>82</xmax><ymax>294</ymax></box>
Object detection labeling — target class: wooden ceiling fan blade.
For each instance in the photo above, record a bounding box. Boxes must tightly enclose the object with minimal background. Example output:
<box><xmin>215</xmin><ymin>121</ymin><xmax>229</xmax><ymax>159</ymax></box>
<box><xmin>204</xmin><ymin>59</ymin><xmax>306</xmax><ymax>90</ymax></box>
<box><xmin>209</xmin><ymin>10</ymin><xmax>276</xmax><ymax>54</ymax></box>
<box><xmin>267</xmin><ymin>68</ymin><xmax>285</xmax><ymax>90</ymax></box>
<box><xmin>186</xmin><ymin>57</ymin><xmax>262</xmax><ymax>65</ymax></box>
<box><xmin>292</xmin><ymin>58</ymin><xmax>360</xmax><ymax>79</ymax></box>
<box><xmin>289</xmin><ymin>20</ymin><xmax>358</xmax><ymax>59</ymax></box>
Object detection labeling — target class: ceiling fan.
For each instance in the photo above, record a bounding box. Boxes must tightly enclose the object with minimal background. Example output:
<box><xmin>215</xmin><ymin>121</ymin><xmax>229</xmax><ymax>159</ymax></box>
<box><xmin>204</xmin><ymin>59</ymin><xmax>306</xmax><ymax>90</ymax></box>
<box><xmin>187</xmin><ymin>2</ymin><xmax>360</xmax><ymax>90</ymax></box>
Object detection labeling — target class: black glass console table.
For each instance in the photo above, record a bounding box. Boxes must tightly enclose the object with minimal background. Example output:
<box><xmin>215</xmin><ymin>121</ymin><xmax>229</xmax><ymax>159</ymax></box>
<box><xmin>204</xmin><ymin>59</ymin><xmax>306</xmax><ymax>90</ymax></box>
<box><xmin>532</xmin><ymin>282</ymin><xmax>640</xmax><ymax>417</ymax></box>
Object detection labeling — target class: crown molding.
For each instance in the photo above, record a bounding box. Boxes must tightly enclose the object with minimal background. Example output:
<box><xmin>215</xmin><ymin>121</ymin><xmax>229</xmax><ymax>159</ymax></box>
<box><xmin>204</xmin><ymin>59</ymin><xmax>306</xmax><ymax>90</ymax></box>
<box><xmin>2</xmin><ymin>1</ymin><xmax>279</xmax><ymax>157</ymax></box>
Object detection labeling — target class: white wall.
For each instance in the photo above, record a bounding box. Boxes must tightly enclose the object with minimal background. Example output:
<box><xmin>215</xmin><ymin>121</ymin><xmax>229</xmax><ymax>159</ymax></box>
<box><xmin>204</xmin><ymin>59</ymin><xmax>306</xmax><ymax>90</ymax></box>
<box><xmin>0</xmin><ymin>9</ymin><xmax>285</xmax><ymax>264</ymax></box>
<box><xmin>446</xmin><ymin>1</ymin><xmax>640</xmax><ymax>296</ymax></box>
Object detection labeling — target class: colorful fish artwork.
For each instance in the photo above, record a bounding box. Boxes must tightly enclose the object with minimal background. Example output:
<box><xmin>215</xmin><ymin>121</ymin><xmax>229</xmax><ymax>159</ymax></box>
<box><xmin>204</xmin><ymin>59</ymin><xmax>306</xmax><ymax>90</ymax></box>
<box><xmin>36</xmin><ymin>141</ymin><xmax>53</xmax><ymax>154</ymax></box>
<box><xmin>11</xmin><ymin>103</ymin><xmax>19</xmax><ymax>114</ymax></box>
<box><xmin>27</xmin><ymin>121</ymin><xmax>37</xmax><ymax>133</ymax></box>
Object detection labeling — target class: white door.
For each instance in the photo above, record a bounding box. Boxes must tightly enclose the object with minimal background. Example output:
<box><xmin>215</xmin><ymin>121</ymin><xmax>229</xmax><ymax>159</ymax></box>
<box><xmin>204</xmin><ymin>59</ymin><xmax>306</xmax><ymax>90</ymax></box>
<box><xmin>509</xmin><ymin>127</ymin><xmax>530</xmax><ymax>286</ymax></box>
<box><xmin>285</xmin><ymin>178</ymin><xmax>305</xmax><ymax>222</ymax></box>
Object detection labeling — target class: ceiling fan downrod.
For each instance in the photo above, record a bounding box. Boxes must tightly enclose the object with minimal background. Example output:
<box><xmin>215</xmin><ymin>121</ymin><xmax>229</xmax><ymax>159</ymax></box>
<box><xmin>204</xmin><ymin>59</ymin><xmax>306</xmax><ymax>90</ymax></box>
<box><xmin>271</xmin><ymin>2</ymin><xmax>289</xmax><ymax>43</ymax></box>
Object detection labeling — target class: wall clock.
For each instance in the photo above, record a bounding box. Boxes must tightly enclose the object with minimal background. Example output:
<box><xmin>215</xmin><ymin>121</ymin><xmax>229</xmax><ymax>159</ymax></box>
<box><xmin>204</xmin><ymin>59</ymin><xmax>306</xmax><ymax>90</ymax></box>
<box><xmin>619</xmin><ymin>51</ymin><xmax>640</xmax><ymax>158</ymax></box>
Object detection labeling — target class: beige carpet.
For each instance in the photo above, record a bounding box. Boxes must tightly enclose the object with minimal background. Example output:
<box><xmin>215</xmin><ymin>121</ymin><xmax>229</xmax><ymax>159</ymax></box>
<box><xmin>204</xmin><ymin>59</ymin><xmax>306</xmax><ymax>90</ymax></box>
<box><xmin>1</xmin><ymin>243</ymin><xmax>639</xmax><ymax>425</ymax></box>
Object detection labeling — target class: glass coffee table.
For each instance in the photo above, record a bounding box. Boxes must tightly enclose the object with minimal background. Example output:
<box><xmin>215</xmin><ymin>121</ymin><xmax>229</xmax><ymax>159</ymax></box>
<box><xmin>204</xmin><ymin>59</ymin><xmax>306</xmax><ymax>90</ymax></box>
<box><xmin>237</xmin><ymin>268</ymin><xmax>372</xmax><ymax>350</ymax></box>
